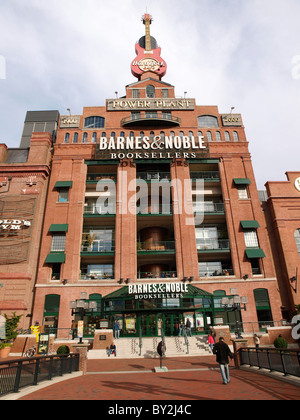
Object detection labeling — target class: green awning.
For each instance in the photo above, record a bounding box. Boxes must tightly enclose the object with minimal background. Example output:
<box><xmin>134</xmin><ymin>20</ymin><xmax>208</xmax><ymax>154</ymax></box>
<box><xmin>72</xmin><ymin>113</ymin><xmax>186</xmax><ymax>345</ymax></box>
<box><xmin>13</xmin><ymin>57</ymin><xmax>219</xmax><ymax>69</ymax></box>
<box><xmin>54</xmin><ymin>181</ymin><xmax>73</xmax><ymax>188</ymax></box>
<box><xmin>241</xmin><ymin>220</ymin><xmax>260</xmax><ymax>229</ymax></box>
<box><xmin>45</xmin><ymin>253</ymin><xmax>66</xmax><ymax>263</ymax></box>
<box><xmin>49</xmin><ymin>224</ymin><xmax>68</xmax><ymax>233</ymax></box>
<box><xmin>245</xmin><ymin>248</ymin><xmax>266</xmax><ymax>259</ymax></box>
<box><xmin>233</xmin><ymin>178</ymin><xmax>251</xmax><ymax>185</ymax></box>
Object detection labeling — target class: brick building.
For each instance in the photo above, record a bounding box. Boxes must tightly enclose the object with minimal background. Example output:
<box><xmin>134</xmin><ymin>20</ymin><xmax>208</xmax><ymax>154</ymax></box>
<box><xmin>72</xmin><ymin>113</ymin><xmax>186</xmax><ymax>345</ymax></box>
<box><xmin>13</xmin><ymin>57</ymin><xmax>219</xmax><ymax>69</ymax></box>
<box><xmin>28</xmin><ymin>13</ymin><xmax>282</xmax><ymax>338</ymax></box>
<box><xmin>1</xmin><ymin>13</ymin><xmax>292</xmax><ymax>340</ymax></box>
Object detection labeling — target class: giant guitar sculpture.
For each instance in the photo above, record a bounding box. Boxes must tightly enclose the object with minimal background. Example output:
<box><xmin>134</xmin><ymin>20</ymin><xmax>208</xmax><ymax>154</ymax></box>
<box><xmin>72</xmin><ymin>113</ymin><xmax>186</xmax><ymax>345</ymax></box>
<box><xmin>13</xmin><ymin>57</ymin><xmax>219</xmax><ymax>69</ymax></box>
<box><xmin>131</xmin><ymin>13</ymin><xmax>167</xmax><ymax>80</ymax></box>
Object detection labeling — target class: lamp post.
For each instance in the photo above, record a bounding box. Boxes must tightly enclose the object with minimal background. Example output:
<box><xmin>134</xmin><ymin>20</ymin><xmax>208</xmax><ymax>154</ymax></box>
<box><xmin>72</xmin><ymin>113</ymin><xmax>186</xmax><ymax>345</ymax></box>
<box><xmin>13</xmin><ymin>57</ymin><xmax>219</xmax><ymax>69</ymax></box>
<box><xmin>69</xmin><ymin>292</ymin><xmax>97</xmax><ymax>344</ymax></box>
<box><xmin>221</xmin><ymin>288</ymin><xmax>248</xmax><ymax>338</ymax></box>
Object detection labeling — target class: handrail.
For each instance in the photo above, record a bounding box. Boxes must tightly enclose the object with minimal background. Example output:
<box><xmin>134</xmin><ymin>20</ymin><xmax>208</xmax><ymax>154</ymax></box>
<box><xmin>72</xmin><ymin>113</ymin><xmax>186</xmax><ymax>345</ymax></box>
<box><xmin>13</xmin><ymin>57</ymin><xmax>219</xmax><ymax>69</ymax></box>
<box><xmin>139</xmin><ymin>327</ymin><xmax>142</xmax><ymax>357</ymax></box>
<box><xmin>239</xmin><ymin>347</ymin><xmax>300</xmax><ymax>378</ymax></box>
<box><xmin>0</xmin><ymin>353</ymin><xmax>80</xmax><ymax>397</ymax></box>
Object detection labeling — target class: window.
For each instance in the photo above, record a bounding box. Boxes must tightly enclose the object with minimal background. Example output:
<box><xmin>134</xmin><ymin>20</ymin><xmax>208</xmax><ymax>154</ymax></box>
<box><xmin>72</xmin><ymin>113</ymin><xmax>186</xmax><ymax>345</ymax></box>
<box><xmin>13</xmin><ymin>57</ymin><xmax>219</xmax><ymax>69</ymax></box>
<box><xmin>51</xmin><ymin>264</ymin><xmax>62</xmax><ymax>280</ymax></box>
<box><xmin>64</xmin><ymin>133</ymin><xmax>70</xmax><ymax>143</ymax></box>
<box><xmin>84</xmin><ymin>264</ymin><xmax>114</xmax><ymax>280</ymax></box>
<box><xmin>146</xmin><ymin>85</ymin><xmax>155</xmax><ymax>98</ymax></box>
<box><xmin>150</xmin><ymin>131</ymin><xmax>155</xmax><ymax>141</ymax></box>
<box><xmin>73</xmin><ymin>132</ymin><xmax>78</xmax><ymax>143</ymax></box>
<box><xmin>199</xmin><ymin>261</ymin><xmax>222</xmax><ymax>276</ymax></box>
<box><xmin>110</xmin><ymin>132</ymin><xmax>115</xmax><ymax>139</ymax></box>
<box><xmin>58</xmin><ymin>188</ymin><xmax>69</xmax><ymax>203</ymax></box>
<box><xmin>254</xmin><ymin>289</ymin><xmax>273</xmax><ymax>325</ymax></box>
<box><xmin>188</xmin><ymin>131</ymin><xmax>194</xmax><ymax>139</ymax></box>
<box><xmin>207</xmin><ymin>131</ymin><xmax>212</xmax><ymax>142</ymax></box>
<box><xmin>82</xmin><ymin>132</ymin><xmax>88</xmax><ymax>143</ymax></box>
<box><xmin>216</xmin><ymin>131</ymin><xmax>221</xmax><ymax>142</ymax></box>
<box><xmin>233</xmin><ymin>131</ymin><xmax>239</xmax><ymax>142</ymax></box>
<box><xmin>132</xmin><ymin>89</ymin><xmax>139</xmax><ymax>98</ymax></box>
<box><xmin>84</xmin><ymin>116</ymin><xmax>105</xmax><ymax>129</ymax></box>
<box><xmin>237</xmin><ymin>185</ymin><xmax>249</xmax><ymax>200</ymax></box>
<box><xmin>162</xmin><ymin>89</ymin><xmax>169</xmax><ymax>98</ymax></box>
<box><xmin>51</xmin><ymin>234</ymin><xmax>66</xmax><ymax>252</ymax></box>
<box><xmin>225</xmin><ymin>131</ymin><xmax>230</xmax><ymax>142</ymax></box>
<box><xmin>197</xmin><ymin>115</ymin><xmax>219</xmax><ymax>128</ymax></box>
<box><xmin>244</xmin><ymin>230</ymin><xmax>259</xmax><ymax>248</ymax></box>
<box><xmin>131</xmin><ymin>112</ymin><xmax>140</xmax><ymax>120</ymax></box>
<box><xmin>92</xmin><ymin>132</ymin><xmax>97</xmax><ymax>143</ymax></box>
<box><xmin>162</xmin><ymin>111</ymin><xmax>172</xmax><ymax>120</ymax></box>
<box><xmin>120</xmin><ymin>131</ymin><xmax>125</xmax><ymax>138</ymax></box>
<box><xmin>295</xmin><ymin>229</ymin><xmax>300</xmax><ymax>255</ymax></box>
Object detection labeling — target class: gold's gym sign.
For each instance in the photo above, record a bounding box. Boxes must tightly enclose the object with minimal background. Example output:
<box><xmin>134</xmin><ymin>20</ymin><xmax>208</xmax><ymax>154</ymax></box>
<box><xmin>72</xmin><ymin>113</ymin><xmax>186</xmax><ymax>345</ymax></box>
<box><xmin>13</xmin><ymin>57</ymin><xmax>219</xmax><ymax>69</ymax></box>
<box><xmin>0</xmin><ymin>219</ymin><xmax>31</xmax><ymax>231</ymax></box>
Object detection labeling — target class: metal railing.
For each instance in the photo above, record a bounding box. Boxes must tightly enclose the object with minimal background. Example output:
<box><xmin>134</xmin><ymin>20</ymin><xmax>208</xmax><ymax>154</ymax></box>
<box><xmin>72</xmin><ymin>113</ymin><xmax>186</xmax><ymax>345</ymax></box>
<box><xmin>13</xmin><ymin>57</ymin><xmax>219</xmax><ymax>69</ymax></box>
<box><xmin>193</xmin><ymin>202</ymin><xmax>225</xmax><ymax>213</ymax></box>
<box><xmin>137</xmin><ymin>271</ymin><xmax>177</xmax><ymax>279</ymax></box>
<box><xmin>81</xmin><ymin>240</ymin><xmax>115</xmax><ymax>253</ymax></box>
<box><xmin>0</xmin><ymin>354</ymin><xmax>80</xmax><ymax>397</ymax></box>
<box><xmin>196</xmin><ymin>238</ymin><xmax>230</xmax><ymax>251</ymax></box>
<box><xmin>239</xmin><ymin>347</ymin><xmax>300</xmax><ymax>378</ymax></box>
<box><xmin>137</xmin><ymin>241</ymin><xmax>175</xmax><ymax>252</ymax></box>
<box><xmin>190</xmin><ymin>171</ymin><xmax>220</xmax><ymax>181</ymax></box>
<box><xmin>136</xmin><ymin>172</ymin><xmax>171</xmax><ymax>181</ymax></box>
<box><xmin>86</xmin><ymin>173</ymin><xmax>117</xmax><ymax>182</ymax></box>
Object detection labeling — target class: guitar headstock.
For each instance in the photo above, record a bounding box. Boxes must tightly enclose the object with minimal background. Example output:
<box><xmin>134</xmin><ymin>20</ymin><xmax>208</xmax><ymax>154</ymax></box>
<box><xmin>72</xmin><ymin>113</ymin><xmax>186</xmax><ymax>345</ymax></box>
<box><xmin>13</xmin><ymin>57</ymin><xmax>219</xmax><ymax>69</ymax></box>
<box><xmin>142</xmin><ymin>13</ymin><xmax>153</xmax><ymax>25</ymax></box>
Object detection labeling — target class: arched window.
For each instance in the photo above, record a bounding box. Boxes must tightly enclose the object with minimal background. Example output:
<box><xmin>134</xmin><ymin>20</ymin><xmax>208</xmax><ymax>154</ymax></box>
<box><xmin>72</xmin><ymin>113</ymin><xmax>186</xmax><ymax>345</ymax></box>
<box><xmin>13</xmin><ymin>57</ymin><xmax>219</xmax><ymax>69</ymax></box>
<box><xmin>110</xmin><ymin>132</ymin><xmax>115</xmax><ymax>139</ymax></box>
<box><xmin>150</xmin><ymin>131</ymin><xmax>155</xmax><ymax>141</ymax></box>
<box><xmin>92</xmin><ymin>132</ymin><xmax>97</xmax><ymax>143</ymax></box>
<box><xmin>233</xmin><ymin>131</ymin><xmax>239</xmax><ymax>142</ymax></box>
<box><xmin>225</xmin><ymin>131</ymin><xmax>230</xmax><ymax>142</ymax></box>
<box><xmin>294</xmin><ymin>229</ymin><xmax>300</xmax><ymax>255</ymax></box>
<box><xmin>160</xmin><ymin>131</ymin><xmax>165</xmax><ymax>140</ymax></box>
<box><xmin>120</xmin><ymin>131</ymin><xmax>125</xmax><ymax>138</ymax></box>
<box><xmin>170</xmin><ymin>131</ymin><xmax>175</xmax><ymax>138</ymax></box>
<box><xmin>207</xmin><ymin>131</ymin><xmax>212</xmax><ymax>142</ymax></box>
<box><xmin>101</xmin><ymin>132</ymin><xmax>106</xmax><ymax>138</ymax></box>
<box><xmin>82</xmin><ymin>132</ymin><xmax>88</xmax><ymax>143</ymax></box>
<box><xmin>146</xmin><ymin>85</ymin><xmax>155</xmax><ymax>98</ymax></box>
<box><xmin>84</xmin><ymin>116</ymin><xmax>105</xmax><ymax>129</ymax></box>
<box><xmin>64</xmin><ymin>133</ymin><xmax>70</xmax><ymax>143</ymax></box>
<box><xmin>216</xmin><ymin>131</ymin><xmax>221</xmax><ymax>142</ymax></box>
<box><xmin>197</xmin><ymin>115</ymin><xmax>219</xmax><ymax>128</ymax></box>
<box><xmin>188</xmin><ymin>131</ymin><xmax>194</xmax><ymax>139</ymax></box>
<box><xmin>179</xmin><ymin>131</ymin><xmax>184</xmax><ymax>138</ymax></box>
<box><xmin>140</xmin><ymin>131</ymin><xmax>144</xmax><ymax>139</ymax></box>
<box><xmin>130</xmin><ymin>131</ymin><xmax>134</xmax><ymax>138</ymax></box>
<box><xmin>73</xmin><ymin>132</ymin><xmax>78</xmax><ymax>143</ymax></box>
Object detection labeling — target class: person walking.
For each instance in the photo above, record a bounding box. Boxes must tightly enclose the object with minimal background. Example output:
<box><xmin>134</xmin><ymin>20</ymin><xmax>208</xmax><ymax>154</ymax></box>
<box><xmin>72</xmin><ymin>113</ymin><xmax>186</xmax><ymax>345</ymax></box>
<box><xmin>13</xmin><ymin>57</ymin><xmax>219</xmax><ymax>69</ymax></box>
<box><xmin>113</xmin><ymin>320</ymin><xmax>120</xmax><ymax>339</ymax></box>
<box><xmin>213</xmin><ymin>337</ymin><xmax>234</xmax><ymax>384</ymax></box>
<box><xmin>178</xmin><ymin>319</ymin><xmax>184</xmax><ymax>337</ymax></box>
<box><xmin>208</xmin><ymin>333</ymin><xmax>215</xmax><ymax>352</ymax></box>
<box><xmin>185</xmin><ymin>318</ymin><xmax>192</xmax><ymax>337</ymax></box>
<box><xmin>254</xmin><ymin>334</ymin><xmax>260</xmax><ymax>348</ymax></box>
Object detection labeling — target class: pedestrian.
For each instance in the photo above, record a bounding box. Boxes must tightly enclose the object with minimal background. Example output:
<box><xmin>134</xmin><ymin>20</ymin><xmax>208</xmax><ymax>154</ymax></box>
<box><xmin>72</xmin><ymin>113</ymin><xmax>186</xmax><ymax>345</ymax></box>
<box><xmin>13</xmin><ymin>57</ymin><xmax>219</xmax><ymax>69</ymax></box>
<box><xmin>114</xmin><ymin>320</ymin><xmax>120</xmax><ymax>339</ymax></box>
<box><xmin>208</xmin><ymin>333</ymin><xmax>215</xmax><ymax>352</ymax></box>
<box><xmin>254</xmin><ymin>334</ymin><xmax>260</xmax><ymax>348</ymax></box>
<box><xmin>213</xmin><ymin>337</ymin><xmax>234</xmax><ymax>385</ymax></box>
<box><xmin>185</xmin><ymin>318</ymin><xmax>192</xmax><ymax>337</ymax></box>
<box><xmin>71</xmin><ymin>320</ymin><xmax>76</xmax><ymax>340</ymax></box>
<box><xmin>210</xmin><ymin>326</ymin><xmax>217</xmax><ymax>344</ymax></box>
<box><xmin>178</xmin><ymin>319</ymin><xmax>184</xmax><ymax>336</ymax></box>
<box><xmin>108</xmin><ymin>342</ymin><xmax>117</xmax><ymax>357</ymax></box>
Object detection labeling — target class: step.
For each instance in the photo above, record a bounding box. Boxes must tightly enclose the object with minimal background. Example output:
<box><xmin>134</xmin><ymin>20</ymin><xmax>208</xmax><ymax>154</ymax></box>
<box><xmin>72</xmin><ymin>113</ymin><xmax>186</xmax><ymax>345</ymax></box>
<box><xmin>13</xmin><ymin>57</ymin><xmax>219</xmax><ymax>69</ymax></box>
<box><xmin>88</xmin><ymin>336</ymin><xmax>212</xmax><ymax>359</ymax></box>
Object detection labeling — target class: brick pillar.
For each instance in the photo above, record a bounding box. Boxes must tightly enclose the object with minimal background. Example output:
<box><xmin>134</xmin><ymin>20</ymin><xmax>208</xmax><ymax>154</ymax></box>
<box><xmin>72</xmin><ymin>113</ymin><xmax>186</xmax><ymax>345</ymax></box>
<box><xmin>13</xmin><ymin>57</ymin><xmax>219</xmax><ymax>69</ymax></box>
<box><xmin>72</xmin><ymin>343</ymin><xmax>89</xmax><ymax>375</ymax></box>
<box><xmin>171</xmin><ymin>159</ymin><xmax>199</xmax><ymax>280</ymax></box>
<box><xmin>114</xmin><ymin>160</ymin><xmax>137</xmax><ymax>281</ymax></box>
<box><xmin>0</xmin><ymin>144</ymin><xmax>8</xmax><ymax>163</ymax></box>
<box><xmin>231</xmin><ymin>338</ymin><xmax>249</xmax><ymax>369</ymax></box>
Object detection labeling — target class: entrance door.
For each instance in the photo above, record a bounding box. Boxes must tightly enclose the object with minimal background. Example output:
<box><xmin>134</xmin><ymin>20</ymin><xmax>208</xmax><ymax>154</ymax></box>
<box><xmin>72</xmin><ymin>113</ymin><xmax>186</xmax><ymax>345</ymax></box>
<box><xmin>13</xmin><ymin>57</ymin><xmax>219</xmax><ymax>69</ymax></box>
<box><xmin>163</xmin><ymin>313</ymin><xmax>180</xmax><ymax>336</ymax></box>
<box><xmin>140</xmin><ymin>314</ymin><xmax>156</xmax><ymax>336</ymax></box>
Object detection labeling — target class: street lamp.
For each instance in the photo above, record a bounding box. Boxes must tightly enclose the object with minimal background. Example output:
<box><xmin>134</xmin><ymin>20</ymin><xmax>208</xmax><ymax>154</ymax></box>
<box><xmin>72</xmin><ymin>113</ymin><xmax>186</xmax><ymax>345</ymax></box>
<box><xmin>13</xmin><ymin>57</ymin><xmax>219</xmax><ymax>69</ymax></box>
<box><xmin>69</xmin><ymin>292</ymin><xmax>97</xmax><ymax>344</ymax></box>
<box><xmin>221</xmin><ymin>289</ymin><xmax>248</xmax><ymax>338</ymax></box>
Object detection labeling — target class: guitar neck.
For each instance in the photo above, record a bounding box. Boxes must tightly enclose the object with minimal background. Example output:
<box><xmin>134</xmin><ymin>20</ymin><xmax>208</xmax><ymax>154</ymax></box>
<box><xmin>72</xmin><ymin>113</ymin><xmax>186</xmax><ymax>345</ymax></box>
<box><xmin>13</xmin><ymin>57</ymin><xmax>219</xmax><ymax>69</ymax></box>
<box><xmin>145</xmin><ymin>21</ymin><xmax>152</xmax><ymax>51</ymax></box>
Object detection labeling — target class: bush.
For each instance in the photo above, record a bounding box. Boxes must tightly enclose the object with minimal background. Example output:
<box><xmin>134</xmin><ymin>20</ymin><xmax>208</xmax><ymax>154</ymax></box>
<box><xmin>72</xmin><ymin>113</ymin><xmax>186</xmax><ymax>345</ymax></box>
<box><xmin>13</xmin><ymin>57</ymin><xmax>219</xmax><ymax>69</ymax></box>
<box><xmin>0</xmin><ymin>342</ymin><xmax>12</xmax><ymax>350</ymax></box>
<box><xmin>274</xmin><ymin>337</ymin><xmax>288</xmax><ymax>349</ymax></box>
<box><xmin>56</xmin><ymin>345</ymin><xmax>70</xmax><ymax>355</ymax></box>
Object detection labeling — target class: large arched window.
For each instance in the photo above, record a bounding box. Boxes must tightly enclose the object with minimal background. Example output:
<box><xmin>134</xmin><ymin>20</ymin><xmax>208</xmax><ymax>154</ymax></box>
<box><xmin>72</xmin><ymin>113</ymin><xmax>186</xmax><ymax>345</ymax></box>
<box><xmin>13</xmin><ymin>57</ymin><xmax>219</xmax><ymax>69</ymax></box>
<box><xmin>146</xmin><ymin>85</ymin><xmax>155</xmax><ymax>98</ymax></box>
<box><xmin>197</xmin><ymin>115</ymin><xmax>219</xmax><ymax>128</ymax></box>
<box><xmin>295</xmin><ymin>229</ymin><xmax>300</xmax><ymax>256</ymax></box>
<box><xmin>84</xmin><ymin>116</ymin><xmax>105</xmax><ymax>129</ymax></box>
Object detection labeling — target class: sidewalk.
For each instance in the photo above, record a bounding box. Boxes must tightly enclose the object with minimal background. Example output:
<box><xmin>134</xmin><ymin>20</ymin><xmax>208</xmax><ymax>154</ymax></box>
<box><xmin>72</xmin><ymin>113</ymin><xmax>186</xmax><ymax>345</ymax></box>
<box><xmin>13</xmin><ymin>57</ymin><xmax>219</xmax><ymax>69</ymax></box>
<box><xmin>3</xmin><ymin>356</ymin><xmax>298</xmax><ymax>401</ymax></box>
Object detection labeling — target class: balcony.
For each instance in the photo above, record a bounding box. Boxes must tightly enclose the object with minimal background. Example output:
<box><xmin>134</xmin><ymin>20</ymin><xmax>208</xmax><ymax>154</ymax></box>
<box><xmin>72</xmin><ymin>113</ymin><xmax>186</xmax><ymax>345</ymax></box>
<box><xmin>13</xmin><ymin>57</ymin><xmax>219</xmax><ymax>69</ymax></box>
<box><xmin>121</xmin><ymin>112</ymin><xmax>181</xmax><ymax>128</ymax></box>
<box><xmin>86</xmin><ymin>173</ymin><xmax>117</xmax><ymax>183</ymax></box>
<box><xmin>137</xmin><ymin>171</ymin><xmax>171</xmax><ymax>182</ymax></box>
<box><xmin>84</xmin><ymin>204</ymin><xmax>116</xmax><ymax>217</ymax></box>
<box><xmin>190</xmin><ymin>171</ymin><xmax>220</xmax><ymax>182</ymax></box>
<box><xmin>193</xmin><ymin>202</ymin><xmax>225</xmax><ymax>214</ymax></box>
<box><xmin>137</xmin><ymin>271</ymin><xmax>177</xmax><ymax>279</ymax></box>
<box><xmin>196</xmin><ymin>239</ymin><xmax>230</xmax><ymax>252</ymax></box>
<box><xmin>137</xmin><ymin>241</ymin><xmax>175</xmax><ymax>253</ymax></box>
<box><xmin>81</xmin><ymin>240</ymin><xmax>115</xmax><ymax>254</ymax></box>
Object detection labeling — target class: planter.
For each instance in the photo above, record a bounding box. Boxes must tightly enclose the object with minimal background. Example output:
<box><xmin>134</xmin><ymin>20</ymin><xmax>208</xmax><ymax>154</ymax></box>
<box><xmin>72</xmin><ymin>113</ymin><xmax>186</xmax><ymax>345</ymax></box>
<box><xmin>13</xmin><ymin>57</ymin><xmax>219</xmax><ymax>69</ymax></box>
<box><xmin>0</xmin><ymin>346</ymin><xmax>11</xmax><ymax>358</ymax></box>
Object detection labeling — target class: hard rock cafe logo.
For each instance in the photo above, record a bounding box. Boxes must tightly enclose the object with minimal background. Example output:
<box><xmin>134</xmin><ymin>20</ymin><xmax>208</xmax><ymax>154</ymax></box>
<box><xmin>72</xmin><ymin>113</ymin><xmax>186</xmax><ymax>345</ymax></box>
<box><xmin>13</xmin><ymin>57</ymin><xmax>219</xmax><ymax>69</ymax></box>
<box><xmin>132</xmin><ymin>58</ymin><xmax>166</xmax><ymax>73</ymax></box>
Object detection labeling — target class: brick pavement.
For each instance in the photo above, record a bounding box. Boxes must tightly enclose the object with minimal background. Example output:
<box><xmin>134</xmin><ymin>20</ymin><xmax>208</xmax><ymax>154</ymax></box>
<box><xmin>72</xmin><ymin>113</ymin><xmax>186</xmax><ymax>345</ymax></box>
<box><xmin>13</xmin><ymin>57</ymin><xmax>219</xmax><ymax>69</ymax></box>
<box><xmin>14</xmin><ymin>356</ymin><xmax>300</xmax><ymax>401</ymax></box>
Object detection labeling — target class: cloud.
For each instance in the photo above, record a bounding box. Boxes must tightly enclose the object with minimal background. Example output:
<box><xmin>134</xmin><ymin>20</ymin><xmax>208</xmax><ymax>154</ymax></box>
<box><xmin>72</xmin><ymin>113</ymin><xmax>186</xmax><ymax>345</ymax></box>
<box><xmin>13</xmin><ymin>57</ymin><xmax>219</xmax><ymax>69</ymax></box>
<box><xmin>0</xmin><ymin>0</ymin><xmax>299</xmax><ymax>188</ymax></box>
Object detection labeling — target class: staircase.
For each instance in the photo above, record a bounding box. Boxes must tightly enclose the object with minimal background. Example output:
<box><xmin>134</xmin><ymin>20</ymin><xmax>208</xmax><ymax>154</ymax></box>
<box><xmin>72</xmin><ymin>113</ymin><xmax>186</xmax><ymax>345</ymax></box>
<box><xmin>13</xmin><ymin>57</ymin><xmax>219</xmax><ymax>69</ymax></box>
<box><xmin>87</xmin><ymin>335</ymin><xmax>212</xmax><ymax>359</ymax></box>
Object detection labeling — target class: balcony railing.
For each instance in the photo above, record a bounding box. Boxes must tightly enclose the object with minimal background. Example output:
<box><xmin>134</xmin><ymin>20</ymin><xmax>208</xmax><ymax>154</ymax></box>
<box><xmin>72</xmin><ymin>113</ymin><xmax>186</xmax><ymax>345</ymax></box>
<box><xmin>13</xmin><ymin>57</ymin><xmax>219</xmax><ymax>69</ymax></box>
<box><xmin>81</xmin><ymin>240</ymin><xmax>115</xmax><ymax>253</ymax></box>
<box><xmin>137</xmin><ymin>241</ymin><xmax>175</xmax><ymax>252</ymax></box>
<box><xmin>193</xmin><ymin>202</ymin><xmax>225</xmax><ymax>213</ymax></box>
<box><xmin>137</xmin><ymin>271</ymin><xmax>177</xmax><ymax>279</ymax></box>
<box><xmin>86</xmin><ymin>173</ymin><xmax>117</xmax><ymax>182</ymax></box>
<box><xmin>121</xmin><ymin>112</ymin><xmax>181</xmax><ymax>127</ymax></box>
<box><xmin>136</xmin><ymin>172</ymin><xmax>171</xmax><ymax>181</ymax></box>
<box><xmin>84</xmin><ymin>205</ymin><xmax>116</xmax><ymax>216</ymax></box>
<box><xmin>196</xmin><ymin>239</ymin><xmax>230</xmax><ymax>251</ymax></box>
<box><xmin>80</xmin><ymin>271</ymin><xmax>114</xmax><ymax>280</ymax></box>
<box><xmin>190</xmin><ymin>171</ymin><xmax>220</xmax><ymax>181</ymax></box>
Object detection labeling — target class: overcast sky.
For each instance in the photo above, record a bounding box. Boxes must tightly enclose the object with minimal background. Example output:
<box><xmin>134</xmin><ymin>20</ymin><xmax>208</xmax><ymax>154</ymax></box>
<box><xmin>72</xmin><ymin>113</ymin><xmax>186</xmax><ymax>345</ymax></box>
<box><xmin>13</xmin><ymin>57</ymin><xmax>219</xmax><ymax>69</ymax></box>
<box><xmin>0</xmin><ymin>0</ymin><xmax>299</xmax><ymax>189</ymax></box>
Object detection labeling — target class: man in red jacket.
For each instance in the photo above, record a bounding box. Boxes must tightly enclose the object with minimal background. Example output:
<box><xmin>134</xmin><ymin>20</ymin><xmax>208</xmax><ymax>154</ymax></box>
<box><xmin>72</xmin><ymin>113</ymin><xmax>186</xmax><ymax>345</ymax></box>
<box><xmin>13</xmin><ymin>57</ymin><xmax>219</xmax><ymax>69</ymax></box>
<box><xmin>213</xmin><ymin>337</ymin><xmax>234</xmax><ymax>384</ymax></box>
